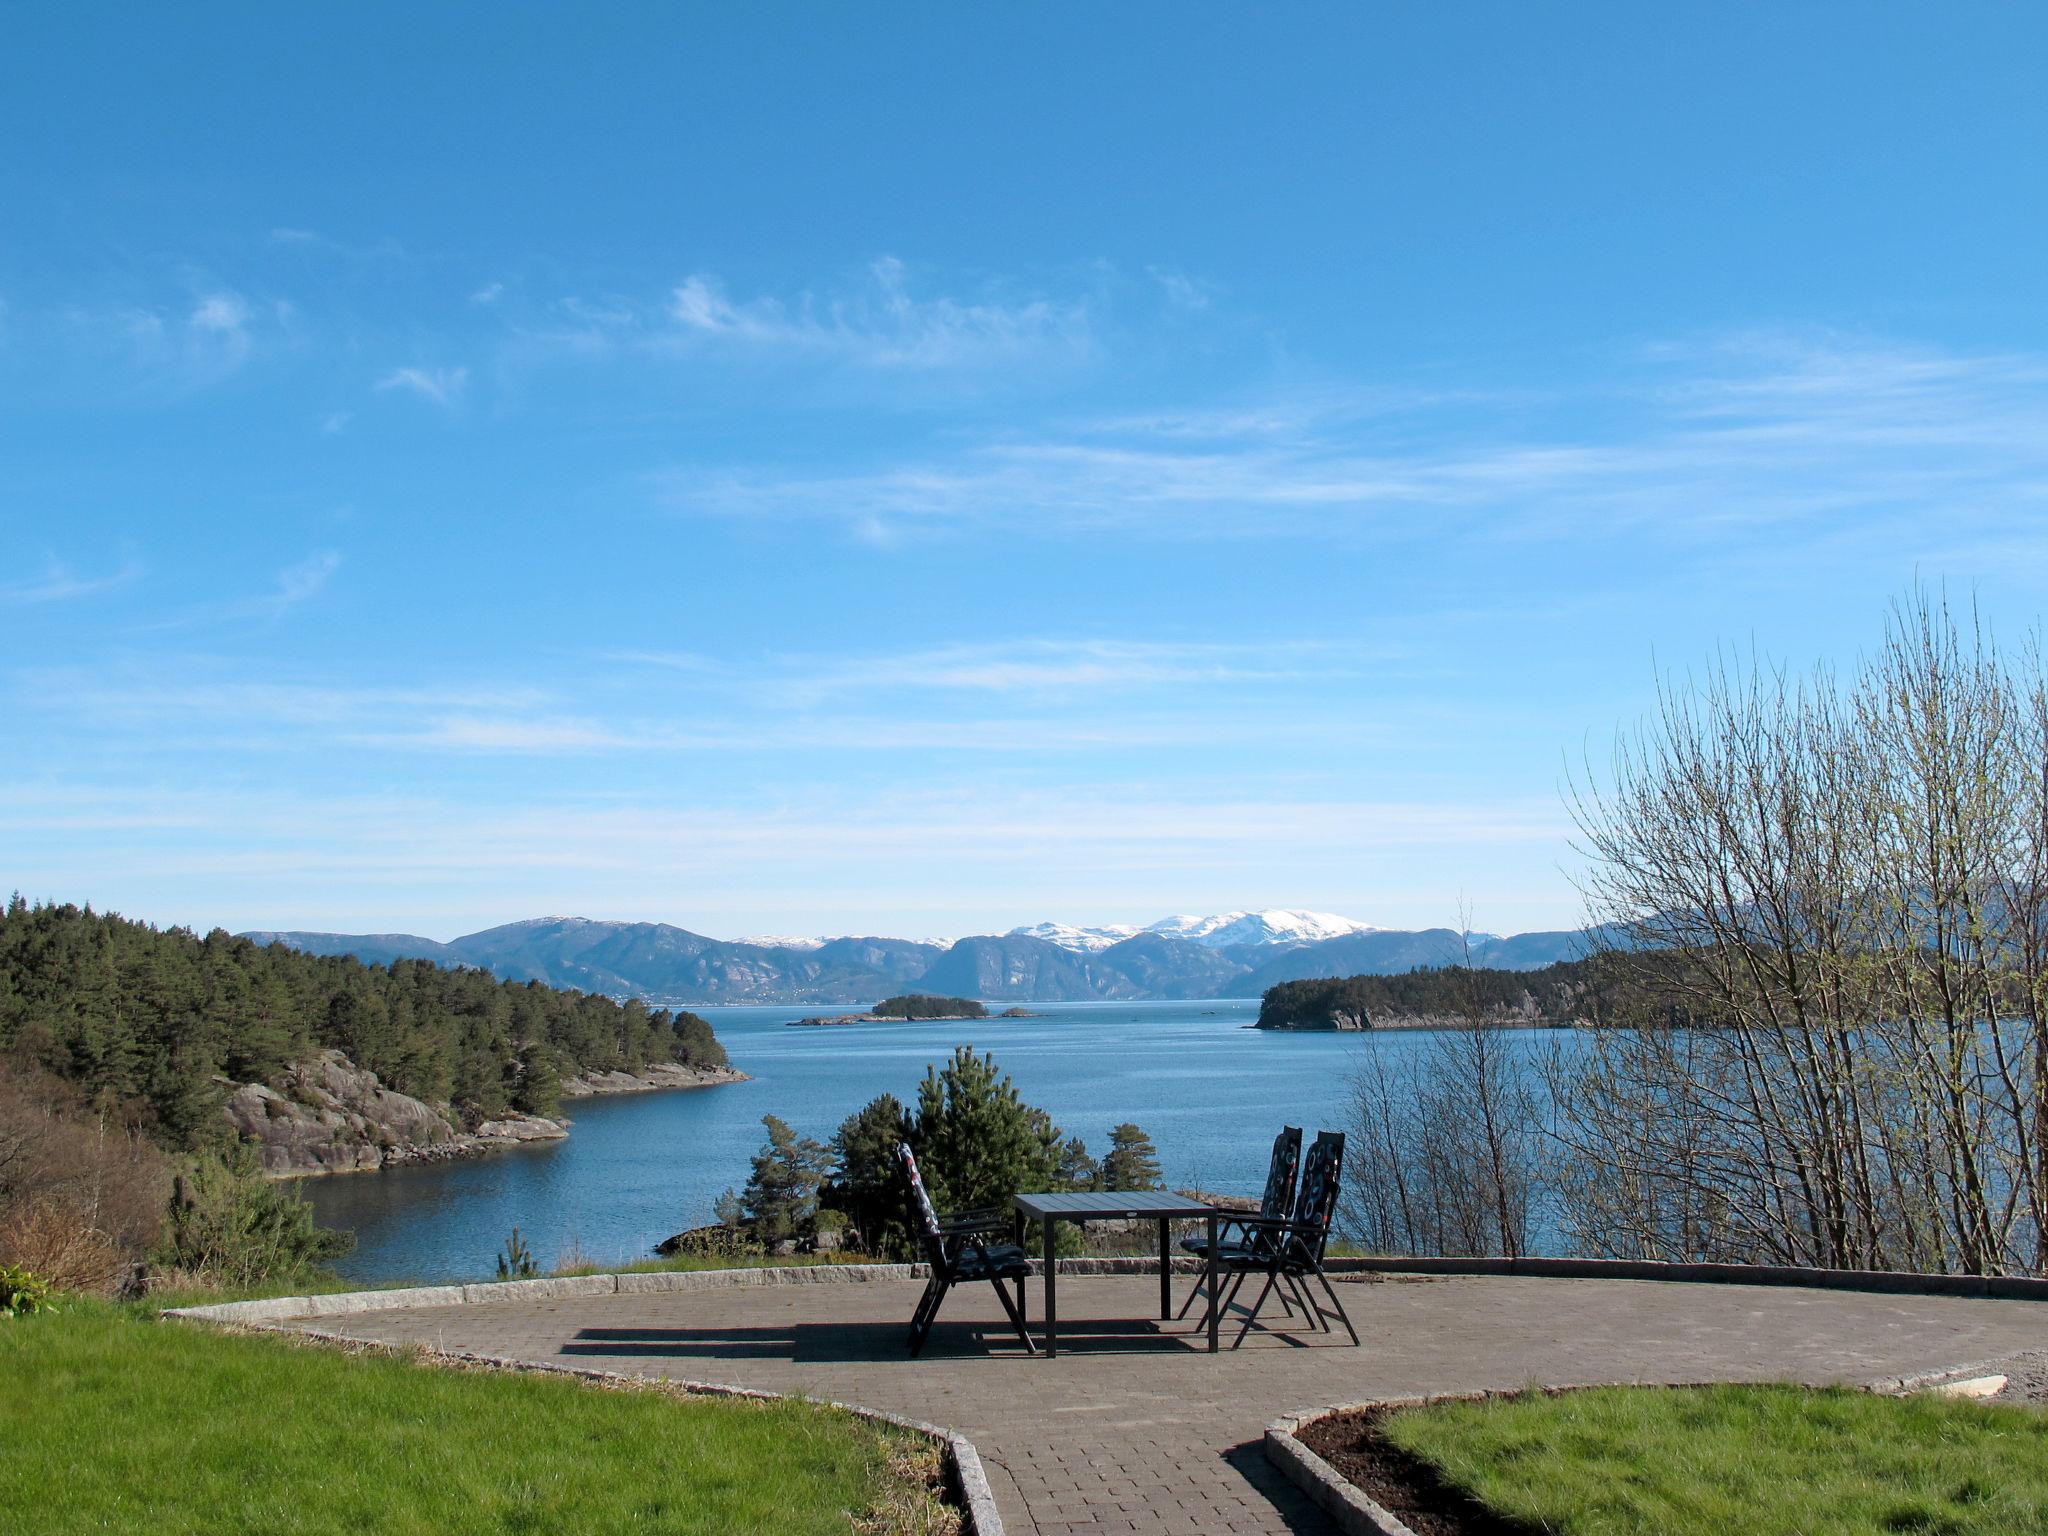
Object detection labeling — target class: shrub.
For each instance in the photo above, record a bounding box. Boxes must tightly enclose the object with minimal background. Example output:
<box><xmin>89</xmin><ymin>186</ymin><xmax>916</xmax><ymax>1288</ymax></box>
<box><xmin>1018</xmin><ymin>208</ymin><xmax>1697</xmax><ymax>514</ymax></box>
<box><xmin>0</xmin><ymin>1200</ymin><xmax>121</xmax><ymax>1295</ymax></box>
<box><xmin>153</xmin><ymin>1149</ymin><xmax>354</xmax><ymax>1288</ymax></box>
<box><xmin>496</xmin><ymin>1226</ymin><xmax>537</xmax><ymax>1279</ymax></box>
<box><xmin>0</xmin><ymin>1262</ymin><xmax>52</xmax><ymax>1317</ymax></box>
<box><xmin>0</xmin><ymin>1064</ymin><xmax>165</xmax><ymax>1295</ymax></box>
<box><xmin>655</xmin><ymin>1224</ymin><xmax>764</xmax><ymax>1262</ymax></box>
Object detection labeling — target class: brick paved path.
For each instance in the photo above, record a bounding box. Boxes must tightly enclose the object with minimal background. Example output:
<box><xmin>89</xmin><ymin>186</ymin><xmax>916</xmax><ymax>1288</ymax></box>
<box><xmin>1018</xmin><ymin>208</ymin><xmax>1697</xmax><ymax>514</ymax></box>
<box><xmin>276</xmin><ymin>1273</ymin><xmax>2048</xmax><ymax>1534</ymax></box>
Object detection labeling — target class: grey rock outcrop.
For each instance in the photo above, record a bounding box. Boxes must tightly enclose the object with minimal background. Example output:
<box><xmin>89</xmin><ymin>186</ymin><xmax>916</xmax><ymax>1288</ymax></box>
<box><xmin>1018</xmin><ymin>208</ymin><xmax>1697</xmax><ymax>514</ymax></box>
<box><xmin>223</xmin><ymin>1050</ymin><xmax>566</xmax><ymax>1177</ymax></box>
<box><xmin>558</xmin><ymin>1062</ymin><xmax>749</xmax><ymax>1097</ymax></box>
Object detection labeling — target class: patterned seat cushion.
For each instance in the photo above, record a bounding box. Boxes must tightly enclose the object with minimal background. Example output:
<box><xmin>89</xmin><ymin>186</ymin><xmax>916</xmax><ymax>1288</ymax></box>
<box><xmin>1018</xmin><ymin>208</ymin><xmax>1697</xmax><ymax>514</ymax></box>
<box><xmin>951</xmin><ymin>1241</ymin><xmax>1031</xmax><ymax>1281</ymax></box>
<box><xmin>1179</xmin><ymin>1237</ymin><xmax>1271</xmax><ymax>1264</ymax></box>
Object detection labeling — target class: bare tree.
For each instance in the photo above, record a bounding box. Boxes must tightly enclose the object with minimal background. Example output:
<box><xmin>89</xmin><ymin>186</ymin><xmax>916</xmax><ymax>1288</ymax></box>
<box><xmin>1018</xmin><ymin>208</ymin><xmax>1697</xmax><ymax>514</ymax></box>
<box><xmin>1342</xmin><ymin>925</ymin><xmax>1548</xmax><ymax>1258</ymax></box>
<box><xmin>1562</xmin><ymin>589</ymin><xmax>2048</xmax><ymax>1276</ymax></box>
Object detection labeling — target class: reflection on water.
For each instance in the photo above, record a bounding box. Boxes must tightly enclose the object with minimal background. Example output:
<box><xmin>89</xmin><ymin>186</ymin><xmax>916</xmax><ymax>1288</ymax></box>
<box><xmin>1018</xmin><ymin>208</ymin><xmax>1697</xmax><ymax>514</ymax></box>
<box><xmin>306</xmin><ymin>998</ymin><xmax>1428</xmax><ymax>1283</ymax></box>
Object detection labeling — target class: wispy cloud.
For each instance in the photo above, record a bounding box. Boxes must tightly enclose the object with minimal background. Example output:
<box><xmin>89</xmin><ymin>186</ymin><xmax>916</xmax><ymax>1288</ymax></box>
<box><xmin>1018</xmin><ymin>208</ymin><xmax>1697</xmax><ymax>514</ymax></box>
<box><xmin>489</xmin><ymin>256</ymin><xmax>1100</xmax><ymax>375</ymax></box>
<box><xmin>658</xmin><ymin>332</ymin><xmax>2048</xmax><ymax>550</ymax></box>
<box><xmin>49</xmin><ymin>284</ymin><xmax>281</xmax><ymax>390</ymax></box>
<box><xmin>122</xmin><ymin>550</ymin><xmax>344</xmax><ymax>633</ymax></box>
<box><xmin>375</xmin><ymin>364</ymin><xmax>468</xmax><ymax>406</ymax></box>
<box><xmin>188</xmin><ymin>292</ymin><xmax>252</xmax><ymax>339</ymax></box>
<box><xmin>1149</xmin><ymin>267</ymin><xmax>1216</xmax><ymax>313</ymax></box>
<box><xmin>0</xmin><ymin>556</ymin><xmax>143</xmax><ymax>605</ymax></box>
<box><xmin>19</xmin><ymin>645</ymin><xmax>1405</xmax><ymax>760</ymax></box>
<box><xmin>661</xmin><ymin>256</ymin><xmax>1095</xmax><ymax>370</ymax></box>
<box><xmin>263</xmin><ymin>550</ymin><xmax>343</xmax><ymax>617</ymax></box>
<box><xmin>0</xmin><ymin>780</ymin><xmax>1569</xmax><ymax>908</ymax></box>
<box><xmin>602</xmin><ymin>649</ymin><xmax>722</xmax><ymax>674</ymax></box>
<box><xmin>765</xmin><ymin>639</ymin><xmax>1369</xmax><ymax>698</ymax></box>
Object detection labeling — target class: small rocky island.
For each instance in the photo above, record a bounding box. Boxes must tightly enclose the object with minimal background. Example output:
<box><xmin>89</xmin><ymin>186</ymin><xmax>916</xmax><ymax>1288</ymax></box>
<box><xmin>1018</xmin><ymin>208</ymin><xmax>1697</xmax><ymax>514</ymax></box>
<box><xmin>788</xmin><ymin>992</ymin><xmax>991</xmax><ymax>1027</ymax></box>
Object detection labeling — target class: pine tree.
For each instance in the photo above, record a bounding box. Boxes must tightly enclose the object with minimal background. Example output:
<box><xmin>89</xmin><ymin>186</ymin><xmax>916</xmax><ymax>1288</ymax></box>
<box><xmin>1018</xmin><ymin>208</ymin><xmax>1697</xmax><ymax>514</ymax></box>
<box><xmin>740</xmin><ymin>1114</ymin><xmax>830</xmax><ymax>1245</ymax></box>
<box><xmin>912</xmin><ymin>1047</ymin><xmax>1063</xmax><ymax>1212</ymax></box>
<box><xmin>1056</xmin><ymin>1134</ymin><xmax>1099</xmax><ymax>1191</ymax></box>
<box><xmin>825</xmin><ymin>1092</ymin><xmax>912</xmax><ymax>1255</ymax></box>
<box><xmin>1100</xmin><ymin>1123</ymin><xmax>1164</xmax><ymax>1191</ymax></box>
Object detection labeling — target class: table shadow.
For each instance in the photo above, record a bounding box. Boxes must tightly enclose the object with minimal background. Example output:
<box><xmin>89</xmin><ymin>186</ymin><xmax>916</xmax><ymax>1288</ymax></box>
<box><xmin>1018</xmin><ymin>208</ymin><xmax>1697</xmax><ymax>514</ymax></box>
<box><xmin>558</xmin><ymin>1315</ymin><xmax>1244</xmax><ymax>1363</ymax></box>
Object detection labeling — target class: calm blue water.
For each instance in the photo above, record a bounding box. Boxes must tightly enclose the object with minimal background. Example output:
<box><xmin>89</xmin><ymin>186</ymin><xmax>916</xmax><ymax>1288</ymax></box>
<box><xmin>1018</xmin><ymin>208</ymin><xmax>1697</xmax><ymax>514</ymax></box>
<box><xmin>306</xmin><ymin>999</ymin><xmax>1392</xmax><ymax>1283</ymax></box>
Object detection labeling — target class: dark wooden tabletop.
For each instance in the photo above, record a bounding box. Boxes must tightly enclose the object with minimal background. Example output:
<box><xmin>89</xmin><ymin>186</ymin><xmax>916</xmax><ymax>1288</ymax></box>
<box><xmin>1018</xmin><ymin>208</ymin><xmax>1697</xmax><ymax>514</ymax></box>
<box><xmin>1012</xmin><ymin>1190</ymin><xmax>1216</xmax><ymax>1221</ymax></box>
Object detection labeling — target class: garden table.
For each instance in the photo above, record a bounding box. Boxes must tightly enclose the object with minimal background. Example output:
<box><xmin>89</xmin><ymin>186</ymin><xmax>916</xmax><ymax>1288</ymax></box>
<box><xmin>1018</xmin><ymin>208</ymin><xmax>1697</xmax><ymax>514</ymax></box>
<box><xmin>1011</xmin><ymin>1190</ymin><xmax>1220</xmax><ymax>1357</ymax></box>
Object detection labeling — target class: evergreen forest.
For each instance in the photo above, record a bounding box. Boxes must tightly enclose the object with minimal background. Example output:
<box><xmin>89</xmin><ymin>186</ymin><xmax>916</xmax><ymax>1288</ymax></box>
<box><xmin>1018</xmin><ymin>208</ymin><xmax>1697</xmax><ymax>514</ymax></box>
<box><xmin>0</xmin><ymin>898</ymin><xmax>729</xmax><ymax>1153</ymax></box>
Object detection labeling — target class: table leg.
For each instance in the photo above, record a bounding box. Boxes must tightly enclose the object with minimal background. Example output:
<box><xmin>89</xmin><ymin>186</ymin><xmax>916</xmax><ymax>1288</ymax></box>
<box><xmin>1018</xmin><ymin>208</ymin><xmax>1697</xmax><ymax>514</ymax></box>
<box><xmin>1206</xmin><ymin>1212</ymin><xmax>1219</xmax><ymax>1353</ymax></box>
<box><xmin>1157</xmin><ymin>1217</ymin><xmax>1170</xmax><ymax>1319</ymax></box>
<box><xmin>1012</xmin><ymin>1207</ymin><xmax>1027</xmax><ymax>1322</ymax></box>
<box><xmin>1043</xmin><ymin>1216</ymin><xmax>1059</xmax><ymax>1359</ymax></box>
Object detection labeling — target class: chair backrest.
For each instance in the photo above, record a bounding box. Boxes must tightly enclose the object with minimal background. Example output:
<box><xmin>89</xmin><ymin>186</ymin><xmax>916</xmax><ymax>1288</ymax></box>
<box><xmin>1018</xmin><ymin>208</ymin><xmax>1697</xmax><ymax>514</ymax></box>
<box><xmin>895</xmin><ymin>1142</ymin><xmax>947</xmax><ymax>1267</ymax></box>
<box><xmin>1259</xmin><ymin>1126</ymin><xmax>1303</xmax><ymax>1221</ymax></box>
<box><xmin>1289</xmin><ymin>1130</ymin><xmax>1345</xmax><ymax>1262</ymax></box>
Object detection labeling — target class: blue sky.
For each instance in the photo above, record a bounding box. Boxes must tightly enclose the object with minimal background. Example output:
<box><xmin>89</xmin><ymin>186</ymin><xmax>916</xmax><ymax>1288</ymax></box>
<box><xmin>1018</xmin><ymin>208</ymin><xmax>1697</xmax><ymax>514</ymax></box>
<box><xmin>5</xmin><ymin>4</ymin><xmax>2047</xmax><ymax>941</ymax></box>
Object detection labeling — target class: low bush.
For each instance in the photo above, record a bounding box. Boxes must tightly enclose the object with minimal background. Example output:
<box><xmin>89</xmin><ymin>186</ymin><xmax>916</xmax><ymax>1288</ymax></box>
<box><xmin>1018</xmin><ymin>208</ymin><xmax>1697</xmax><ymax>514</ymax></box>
<box><xmin>152</xmin><ymin>1148</ymin><xmax>353</xmax><ymax>1288</ymax></box>
<box><xmin>0</xmin><ymin>1262</ymin><xmax>53</xmax><ymax>1317</ymax></box>
<box><xmin>0</xmin><ymin>1063</ymin><xmax>166</xmax><ymax>1295</ymax></box>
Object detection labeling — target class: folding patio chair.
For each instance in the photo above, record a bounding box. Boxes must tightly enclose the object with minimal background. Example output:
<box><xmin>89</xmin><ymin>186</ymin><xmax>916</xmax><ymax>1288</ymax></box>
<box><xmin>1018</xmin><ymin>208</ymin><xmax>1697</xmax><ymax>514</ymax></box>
<box><xmin>896</xmin><ymin>1142</ymin><xmax>1036</xmax><ymax>1357</ymax></box>
<box><xmin>1213</xmin><ymin>1129</ymin><xmax>1359</xmax><ymax>1348</ymax></box>
<box><xmin>1174</xmin><ymin>1124</ymin><xmax>1301</xmax><ymax>1323</ymax></box>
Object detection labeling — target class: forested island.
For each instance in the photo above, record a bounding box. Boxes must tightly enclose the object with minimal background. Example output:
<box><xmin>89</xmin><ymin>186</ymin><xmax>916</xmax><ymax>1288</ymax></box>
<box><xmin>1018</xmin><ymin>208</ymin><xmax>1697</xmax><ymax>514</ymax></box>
<box><xmin>1255</xmin><ymin>960</ymin><xmax>1601</xmax><ymax>1030</ymax></box>
<box><xmin>869</xmin><ymin>994</ymin><xmax>988</xmax><ymax>1020</ymax></box>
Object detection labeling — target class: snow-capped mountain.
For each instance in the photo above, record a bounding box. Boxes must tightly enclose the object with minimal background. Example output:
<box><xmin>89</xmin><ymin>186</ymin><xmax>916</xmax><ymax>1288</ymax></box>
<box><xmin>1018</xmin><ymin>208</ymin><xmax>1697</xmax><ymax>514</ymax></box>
<box><xmin>248</xmin><ymin>911</ymin><xmax>1595</xmax><ymax>1005</ymax></box>
<box><xmin>735</xmin><ymin>935</ymin><xmax>829</xmax><ymax>950</ymax></box>
<box><xmin>1006</xmin><ymin>909</ymin><xmax>1384</xmax><ymax>954</ymax></box>
<box><xmin>1140</xmin><ymin>909</ymin><xmax>1382</xmax><ymax>951</ymax></box>
<box><xmin>1005</xmin><ymin>920</ymin><xmax>1142</xmax><ymax>952</ymax></box>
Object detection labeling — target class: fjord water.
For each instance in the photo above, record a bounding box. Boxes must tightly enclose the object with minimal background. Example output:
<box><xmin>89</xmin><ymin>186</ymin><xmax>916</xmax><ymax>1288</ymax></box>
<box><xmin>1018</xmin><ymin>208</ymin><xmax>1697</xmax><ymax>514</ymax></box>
<box><xmin>306</xmin><ymin>998</ymin><xmax>1388</xmax><ymax>1284</ymax></box>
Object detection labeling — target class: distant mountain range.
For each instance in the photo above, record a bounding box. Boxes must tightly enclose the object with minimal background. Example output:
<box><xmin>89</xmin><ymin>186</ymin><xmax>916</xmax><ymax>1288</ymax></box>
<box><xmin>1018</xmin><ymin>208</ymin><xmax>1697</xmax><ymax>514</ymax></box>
<box><xmin>241</xmin><ymin>909</ymin><xmax>1599</xmax><ymax>1006</ymax></box>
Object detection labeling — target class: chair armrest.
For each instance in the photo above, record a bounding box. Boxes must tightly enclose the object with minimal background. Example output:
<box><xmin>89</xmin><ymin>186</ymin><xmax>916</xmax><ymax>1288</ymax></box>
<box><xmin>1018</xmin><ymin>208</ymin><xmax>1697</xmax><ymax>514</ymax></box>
<box><xmin>1222</xmin><ymin>1213</ymin><xmax>1293</xmax><ymax>1232</ymax></box>
<box><xmin>936</xmin><ymin>1208</ymin><xmax>1010</xmax><ymax>1235</ymax></box>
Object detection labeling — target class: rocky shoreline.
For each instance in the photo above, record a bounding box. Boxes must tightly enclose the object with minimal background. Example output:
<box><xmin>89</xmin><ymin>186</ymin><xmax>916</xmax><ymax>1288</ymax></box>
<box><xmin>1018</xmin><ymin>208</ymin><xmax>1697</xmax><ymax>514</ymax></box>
<box><xmin>1254</xmin><ymin>1012</ymin><xmax>1581</xmax><ymax>1031</ymax></box>
<box><xmin>785</xmin><ymin>1006</ymin><xmax>1038</xmax><ymax>1027</ymax></box>
<box><xmin>560</xmin><ymin>1063</ymin><xmax>750</xmax><ymax>1095</ymax></box>
<box><xmin>226</xmin><ymin>1050</ymin><xmax>749</xmax><ymax>1178</ymax></box>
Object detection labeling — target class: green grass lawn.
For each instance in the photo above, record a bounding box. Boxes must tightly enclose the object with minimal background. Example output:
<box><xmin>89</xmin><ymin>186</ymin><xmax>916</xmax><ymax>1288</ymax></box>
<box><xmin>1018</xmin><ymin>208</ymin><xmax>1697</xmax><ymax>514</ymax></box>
<box><xmin>4</xmin><ymin>1301</ymin><xmax>951</xmax><ymax>1536</ymax></box>
<box><xmin>1381</xmin><ymin>1383</ymin><xmax>2048</xmax><ymax>1536</ymax></box>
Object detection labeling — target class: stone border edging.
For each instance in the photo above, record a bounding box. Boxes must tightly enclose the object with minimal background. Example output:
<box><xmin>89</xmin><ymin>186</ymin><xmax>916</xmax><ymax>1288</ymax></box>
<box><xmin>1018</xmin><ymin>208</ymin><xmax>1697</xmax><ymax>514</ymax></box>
<box><xmin>1338</xmin><ymin>1254</ymin><xmax>2048</xmax><ymax>1302</ymax></box>
<box><xmin>1264</xmin><ymin>1402</ymin><xmax>1419</xmax><ymax>1536</ymax></box>
<box><xmin>163</xmin><ymin>1254</ymin><xmax>1212</xmax><ymax>1326</ymax></box>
